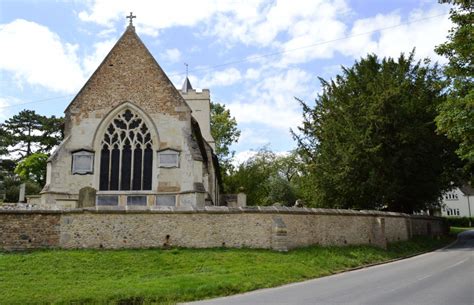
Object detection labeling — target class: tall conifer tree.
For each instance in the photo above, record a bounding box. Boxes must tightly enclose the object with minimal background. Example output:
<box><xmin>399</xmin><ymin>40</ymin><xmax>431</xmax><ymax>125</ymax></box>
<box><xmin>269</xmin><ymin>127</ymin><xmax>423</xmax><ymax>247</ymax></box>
<box><xmin>293</xmin><ymin>52</ymin><xmax>462</xmax><ymax>213</ymax></box>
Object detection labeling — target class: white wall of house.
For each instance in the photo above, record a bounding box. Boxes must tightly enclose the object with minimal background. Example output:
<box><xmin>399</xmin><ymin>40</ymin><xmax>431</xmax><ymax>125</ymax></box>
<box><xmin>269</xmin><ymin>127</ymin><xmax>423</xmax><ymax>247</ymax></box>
<box><xmin>441</xmin><ymin>187</ymin><xmax>473</xmax><ymax>217</ymax></box>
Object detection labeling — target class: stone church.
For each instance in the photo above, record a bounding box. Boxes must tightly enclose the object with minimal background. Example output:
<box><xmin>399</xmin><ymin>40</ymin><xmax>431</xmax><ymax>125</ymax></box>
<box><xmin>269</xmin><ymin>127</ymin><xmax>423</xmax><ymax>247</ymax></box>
<box><xmin>39</xmin><ymin>19</ymin><xmax>221</xmax><ymax>209</ymax></box>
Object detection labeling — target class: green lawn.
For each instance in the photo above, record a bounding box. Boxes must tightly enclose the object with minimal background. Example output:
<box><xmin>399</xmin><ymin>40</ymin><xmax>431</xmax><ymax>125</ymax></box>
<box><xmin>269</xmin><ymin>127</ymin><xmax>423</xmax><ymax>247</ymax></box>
<box><xmin>0</xmin><ymin>236</ymin><xmax>452</xmax><ymax>305</ymax></box>
<box><xmin>450</xmin><ymin>226</ymin><xmax>473</xmax><ymax>235</ymax></box>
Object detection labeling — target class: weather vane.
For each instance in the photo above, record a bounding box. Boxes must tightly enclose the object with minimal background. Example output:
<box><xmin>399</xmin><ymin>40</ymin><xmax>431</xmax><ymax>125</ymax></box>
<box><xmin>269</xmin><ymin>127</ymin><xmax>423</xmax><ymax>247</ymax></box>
<box><xmin>126</xmin><ymin>12</ymin><xmax>136</xmax><ymax>26</ymax></box>
<box><xmin>184</xmin><ymin>63</ymin><xmax>189</xmax><ymax>78</ymax></box>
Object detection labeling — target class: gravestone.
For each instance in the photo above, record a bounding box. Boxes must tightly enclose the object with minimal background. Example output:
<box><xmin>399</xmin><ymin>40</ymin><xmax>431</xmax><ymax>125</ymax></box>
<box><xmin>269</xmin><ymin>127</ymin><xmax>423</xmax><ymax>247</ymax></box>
<box><xmin>18</xmin><ymin>183</ymin><xmax>26</xmax><ymax>203</ymax></box>
<box><xmin>78</xmin><ymin>187</ymin><xmax>96</xmax><ymax>208</ymax></box>
<box><xmin>237</xmin><ymin>192</ymin><xmax>247</xmax><ymax>207</ymax></box>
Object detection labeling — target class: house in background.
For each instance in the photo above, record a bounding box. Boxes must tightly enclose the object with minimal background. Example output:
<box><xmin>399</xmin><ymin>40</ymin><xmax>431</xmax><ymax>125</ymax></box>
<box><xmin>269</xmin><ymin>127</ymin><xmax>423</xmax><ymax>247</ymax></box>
<box><xmin>441</xmin><ymin>185</ymin><xmax>473</xmax><ymax>218</ymax></box>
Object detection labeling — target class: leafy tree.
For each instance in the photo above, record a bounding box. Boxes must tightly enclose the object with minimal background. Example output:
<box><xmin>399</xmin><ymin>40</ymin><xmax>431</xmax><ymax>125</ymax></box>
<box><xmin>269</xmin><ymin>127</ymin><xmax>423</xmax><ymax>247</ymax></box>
<box><xmin>0</xmin><ymin>159</ymin><xmax>17</xmax><ymax>202</ymax></box>
<box><xmin>15</xmin><ymin>152</ymin><xmax>48</xmax><ymax>186</ymax></box>
<box><xmin>0</xmin><ymin>128</ymin><xmax>10</xmax><ymax>156</ymax></box>
<box><xmin>40</xmin><ymin>114</ymin><xmax>65</xmax><ymax>152</ymax></box>
<box><xmin>274</xmin><ymin>151</ymin><xmax>301</xmax><ymax>182</ymax></box>
<box><xmin>293</xmin><ymin>52</ymin><xmax>463</xmax><ymax>213</ymax></box>
<box><xmin>225</xmin><ymin>148</ymin><xmax>276</xmax><ymax>205</ymax></box>
<box><xmin>0</xmin><ymin>159</ymin><xmax>16</xmax><ymax>176</ymax></box>
<box><xmin>0</xmin><ymin>110</ymin><xmax>64</xmax><ymax>159</ymax></box>
<box><xmin>435</xmin><ymin>0</ymin><xmax>474</xmax><ymax>176</ymax></box>
<box><xmin>266</xmin><ymin>175</ymin><xmax>298</xmax><ymax>205</ymax></box>
<box><xmin>210</xmin><ymin>102</ymin><xmax>240</xmax><ymax>175</ymax></box>
<box><xmin>2</xmin><ymin>176</ymin><xmax>41</xmax><ymax>203</ymax></box>
<box><xmin>225</xmin><ymin>148</ymin><xmax>301</xmax><ymax>205</ymax></box>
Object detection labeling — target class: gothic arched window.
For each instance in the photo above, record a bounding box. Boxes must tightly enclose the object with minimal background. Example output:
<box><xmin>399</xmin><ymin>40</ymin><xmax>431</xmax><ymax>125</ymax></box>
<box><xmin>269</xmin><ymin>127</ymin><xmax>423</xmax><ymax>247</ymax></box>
<box><xmin>99</xmin><ymin>109</ymin><xmax>153</xmax><ymax>191</ymax></box>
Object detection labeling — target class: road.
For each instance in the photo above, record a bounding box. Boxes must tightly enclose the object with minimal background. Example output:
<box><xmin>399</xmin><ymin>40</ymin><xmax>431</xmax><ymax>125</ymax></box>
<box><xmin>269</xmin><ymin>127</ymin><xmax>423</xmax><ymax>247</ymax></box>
<box><xmin>185</xmin><ymin>230</ymin><xmax>474</xmax><ymax>305</ymax></box>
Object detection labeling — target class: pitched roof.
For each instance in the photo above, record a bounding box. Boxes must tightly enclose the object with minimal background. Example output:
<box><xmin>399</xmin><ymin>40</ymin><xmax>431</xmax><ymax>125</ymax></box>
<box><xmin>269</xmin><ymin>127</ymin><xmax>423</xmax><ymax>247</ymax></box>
<box><xmin>460</xmin><ymin>184</ymin><xmax>474</xmax><ymax>196</ymax></box>
<box><xmin>65</xmin><ymin>24</ymin><xmax>190</xmax><ymax>117</ymax></box>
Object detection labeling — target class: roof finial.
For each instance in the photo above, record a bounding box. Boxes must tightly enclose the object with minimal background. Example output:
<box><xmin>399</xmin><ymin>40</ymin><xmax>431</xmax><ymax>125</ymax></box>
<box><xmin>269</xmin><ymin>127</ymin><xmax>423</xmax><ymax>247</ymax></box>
<box><xmin>184</xmin><ymin>62</ymin><xmax>189</xmax><ymax>78</ymax></box>
<box><xmin>126</xmin><ymin>12</ymin><xmax>136</xmax><ymax>26</ymax></box>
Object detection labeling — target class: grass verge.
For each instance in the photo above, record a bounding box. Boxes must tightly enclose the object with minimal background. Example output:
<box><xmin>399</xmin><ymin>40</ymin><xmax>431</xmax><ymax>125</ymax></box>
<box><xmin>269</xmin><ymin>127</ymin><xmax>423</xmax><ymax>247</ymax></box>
<box><xmin>450</xmin><ymin>226</ymin><xmax>473</xmax><ymax>236</ymax></box>
<box><xmin>0</xmin><ymin>236</ymin><xmax>452</xmax><ymax>305</ymax></box>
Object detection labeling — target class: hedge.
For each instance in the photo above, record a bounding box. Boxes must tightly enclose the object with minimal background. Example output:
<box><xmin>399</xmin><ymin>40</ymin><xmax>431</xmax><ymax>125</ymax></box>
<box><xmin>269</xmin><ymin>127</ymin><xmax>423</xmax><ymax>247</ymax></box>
<box><xmin>444</xmin><ymin>217</ymin><xmax>474</xmax><ymax>227</ymax></box>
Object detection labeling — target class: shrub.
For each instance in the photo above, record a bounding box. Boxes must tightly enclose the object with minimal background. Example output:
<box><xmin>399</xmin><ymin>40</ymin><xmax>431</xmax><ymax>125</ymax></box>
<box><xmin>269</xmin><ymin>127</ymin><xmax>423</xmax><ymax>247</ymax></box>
<box><xmin>3</xmin><ymin>177</ymin><xmax>42</xmax><ymax>203</ymax></box>
<box><xmin>444</xmin><ymin>217</ymin><xmax>474</xmax><ymax>227</ymax></box>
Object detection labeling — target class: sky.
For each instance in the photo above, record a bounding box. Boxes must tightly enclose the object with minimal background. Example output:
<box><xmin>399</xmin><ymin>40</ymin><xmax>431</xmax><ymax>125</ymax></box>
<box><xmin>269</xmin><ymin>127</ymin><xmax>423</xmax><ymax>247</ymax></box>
<box><xmin>0</xmin><ymin>0</ymin><xmax>453</xmax><ymax>163</ymax></box>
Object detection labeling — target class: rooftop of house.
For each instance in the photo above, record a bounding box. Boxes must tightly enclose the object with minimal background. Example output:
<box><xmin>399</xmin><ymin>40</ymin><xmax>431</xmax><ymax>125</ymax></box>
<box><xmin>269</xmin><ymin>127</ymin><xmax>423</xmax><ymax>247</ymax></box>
<box><xmin>460</xmin><ymin>184</ymin><xmax>474</xmax><ymax>196</ymax></box>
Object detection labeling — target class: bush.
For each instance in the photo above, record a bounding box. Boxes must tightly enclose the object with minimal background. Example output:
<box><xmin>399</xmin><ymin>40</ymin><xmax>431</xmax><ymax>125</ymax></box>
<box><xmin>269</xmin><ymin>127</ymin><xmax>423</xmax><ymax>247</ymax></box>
<box><xmin>444</xmin><ymin>217</ymin><xmax>474</xmax><ymax>227</ymax></box>
<box><xmin>3</xmin><ymin>177</ymin><xmax>42</xmax><ymax>203</ymax></box>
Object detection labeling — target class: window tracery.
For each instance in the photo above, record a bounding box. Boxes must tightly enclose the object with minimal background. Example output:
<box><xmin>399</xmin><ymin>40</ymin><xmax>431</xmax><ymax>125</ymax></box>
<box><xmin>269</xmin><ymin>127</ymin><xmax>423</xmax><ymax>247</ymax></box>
<box><xmin>99</xmin><ymin>109</ymin><xmax>153</xmax><ymax>190</ymax></box>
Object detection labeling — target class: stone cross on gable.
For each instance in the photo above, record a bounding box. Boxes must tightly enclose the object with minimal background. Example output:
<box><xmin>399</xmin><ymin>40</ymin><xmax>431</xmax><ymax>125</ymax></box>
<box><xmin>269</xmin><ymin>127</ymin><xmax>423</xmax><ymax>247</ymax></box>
<box><xmin>126</xmin><ymin>12</ymin><xmax>136</xmax><ymax>26</ymax></box>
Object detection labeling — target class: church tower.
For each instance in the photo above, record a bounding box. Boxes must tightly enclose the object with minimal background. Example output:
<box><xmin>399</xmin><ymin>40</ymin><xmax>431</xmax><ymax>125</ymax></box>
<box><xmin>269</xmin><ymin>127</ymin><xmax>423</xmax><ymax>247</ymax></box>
<box><xmin>179</xmin><ymin>77</ymin><xmax>215</xmax><ymax>150</ymax></box>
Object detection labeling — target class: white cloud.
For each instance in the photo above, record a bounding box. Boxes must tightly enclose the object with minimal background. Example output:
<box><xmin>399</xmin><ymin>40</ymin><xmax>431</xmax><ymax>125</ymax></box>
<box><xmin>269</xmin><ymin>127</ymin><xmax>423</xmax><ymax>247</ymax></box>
<box><xmin>239</xmin><ymin>128</ymin><xmax>270</xmax><ymax>146</ymax></box>
<box><xmin>78</xmin><ymin>0</ymin><xmax>265</xmax><ymax>36</ymax></box>
<box><xmin>340</xmin><ymin>7</ymin><xmax>451</xmax><ymax>62</ymax></box>
<box><xmin>232</xmin><ymin>150</ymin><xmax>259</xmax><ymax>166</ymax></box>
<box><xmin>0</xmin><ymin>98</ymin><xmax>11</xmax><ymax>120</ymax></box>
<box><xmin>160</xmin><ymin>48</ymin><xmax>182</xmax><ymax>63</ymax></box>
<box><xmin>209</xmin><ymin>0</ymin><xmax>350</xmax><ymax>49</ymax></box>
<box><xmin>199</xmin><ymin>68</ymin><xmax>242</xmax><ymax>87</ymax></box>
<box><xmin>0</xmin><ymin>19</ymin><xmax>86</xmax><ymax>93</ymax></box>
<box><xmin>232</xmin><ymin>149</ymin><xmax>291</xmax><ymax>166</ymax></box>
<box><xmin>322</xmin><ymin>64</ymin><xmax>343</xmax><ymax>76</ymax></box>
<box><xmin>76</xmin><ymin>1</ymin><xmax>450</xmax><ymax>69</ymax></box>
<box><xmin>244</xmin><ymin>68</ymin><xmax>261</xmax><ymax>80</ymax></box>
<box><xmin>271</xmin><ymin>5</ymin><xmax>450</xmax><ymax>68</ymax></box>
<box><xmin>97</xmin><ymin>27</ymin><xmax>117</xmax><ymax>38</ymax></box>
<box><xmin>275</xmin><ymin>17</ymin><xmax>347</xmax><ymax>67</ymax></box>
<box><xmin>0</xmin><ymin>96</ymin><xmax>24</xmax><ymax>120</ymax></box>
<box><xmin>227</xmin><ymin>68</ymin><xmax>313</xmax><ymax>130</ymax></box>
<box><xmin>77</xmin><ymin>0</ymin><xmax>349</xmax><ymax>52</ymax></box>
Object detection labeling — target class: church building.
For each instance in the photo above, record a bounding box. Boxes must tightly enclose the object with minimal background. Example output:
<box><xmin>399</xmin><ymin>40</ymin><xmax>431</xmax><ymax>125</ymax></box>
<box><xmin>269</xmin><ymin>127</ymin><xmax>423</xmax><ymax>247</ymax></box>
<box><xmin>39</xmin><ymin>17</ymin><xmax>221</xmax><ymax>209</ymax></box>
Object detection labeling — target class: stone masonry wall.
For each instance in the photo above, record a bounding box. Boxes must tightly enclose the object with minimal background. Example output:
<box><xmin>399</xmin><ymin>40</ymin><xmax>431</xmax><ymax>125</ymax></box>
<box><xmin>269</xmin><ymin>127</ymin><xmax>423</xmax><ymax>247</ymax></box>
<box><xmin>411</xmin><ymin>216</ymin><xmax>448</xmax><ymax>236</ymax></box>
<box><xmin>0</xmin><ymin>208</ymin><xmax>447</xmax><ymax>251</ymax></box>
<box><xmin>0</xmin><ymin>212</ymin><xmax>61</xmax><ymax>251</ymax></box>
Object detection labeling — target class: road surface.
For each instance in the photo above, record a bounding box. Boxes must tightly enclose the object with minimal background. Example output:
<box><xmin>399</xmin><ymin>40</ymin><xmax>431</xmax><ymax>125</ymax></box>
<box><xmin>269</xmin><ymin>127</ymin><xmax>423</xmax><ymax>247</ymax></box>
<box><xmin>185</xmin><ymin>231</ymin><xmax>474</xmax><ymax>305</ymax></box>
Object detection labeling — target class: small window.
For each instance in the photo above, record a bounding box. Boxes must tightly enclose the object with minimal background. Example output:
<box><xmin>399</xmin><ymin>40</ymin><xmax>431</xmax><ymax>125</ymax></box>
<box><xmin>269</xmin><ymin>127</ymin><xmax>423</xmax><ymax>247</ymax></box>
<box><xmin>158</xmin><ymin>149</ymin><xmax>179</xmax><ymax>168</ymax></box>
<box><xmin>445</xmin><ymin>192</ymin><xmax>459</xmax><ymax>201</ymax></box>
<box><xmin>72</xmin><ymin>150</ymin><xmax>94</xmax><ymax>174</ymax></box>
<box><xmin>127</xmin><ymin>195</ymin><xmax>147</xmax><ymax>206</ymax></box>
<box><xmin>156</xmin><ymin>195</ymin><xmax>176</xmax><ymax>206</ymax></box>
<box><xmin>97</xmin><ymin>195</ymin><xmax>118</xmax><ymax>206</ymax></box>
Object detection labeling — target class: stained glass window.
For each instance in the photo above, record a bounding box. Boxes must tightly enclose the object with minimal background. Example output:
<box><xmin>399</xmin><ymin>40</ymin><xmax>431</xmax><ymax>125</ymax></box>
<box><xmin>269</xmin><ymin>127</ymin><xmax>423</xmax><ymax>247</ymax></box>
<box><xmin>99</xmin><ymin>109</ymin><xmax>153</xmax><ymax>191</ymax></box>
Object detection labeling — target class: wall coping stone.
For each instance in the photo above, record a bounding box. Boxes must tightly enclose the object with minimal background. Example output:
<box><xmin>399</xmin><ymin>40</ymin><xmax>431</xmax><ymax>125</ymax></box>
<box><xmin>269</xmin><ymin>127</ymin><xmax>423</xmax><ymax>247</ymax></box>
<box><xmin>0</xmin><ymin>206</ymin><xmax>446</xmax><ymax>220</ymax></box>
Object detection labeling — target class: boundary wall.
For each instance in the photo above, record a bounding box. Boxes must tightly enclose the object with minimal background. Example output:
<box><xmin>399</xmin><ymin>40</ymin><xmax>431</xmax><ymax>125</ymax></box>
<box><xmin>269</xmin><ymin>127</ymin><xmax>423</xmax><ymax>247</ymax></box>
<box><xmin>0</xmin><ymin>207</ymin><xmax>447</xmax><ymax>251</ymax></box>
